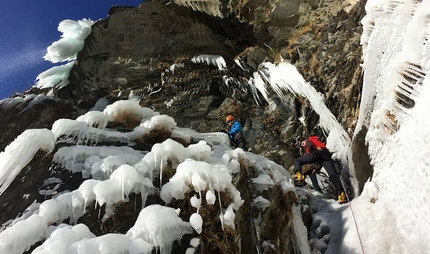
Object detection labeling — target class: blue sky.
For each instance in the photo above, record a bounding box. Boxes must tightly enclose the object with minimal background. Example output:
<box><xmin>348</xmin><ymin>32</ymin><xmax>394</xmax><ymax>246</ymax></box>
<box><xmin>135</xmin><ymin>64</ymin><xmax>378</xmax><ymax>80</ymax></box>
<box><xmin>0</xmin><ymin>0</ymin><xmax>142</xmax><ymax>99</ymax></box>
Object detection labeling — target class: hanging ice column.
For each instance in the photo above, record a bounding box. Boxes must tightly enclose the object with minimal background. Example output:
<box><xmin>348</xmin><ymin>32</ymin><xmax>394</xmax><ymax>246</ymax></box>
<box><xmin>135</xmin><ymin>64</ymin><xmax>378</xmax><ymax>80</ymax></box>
<box><xmin>252</xmin><ymin>61</ymin><xmax>351</xmax><ymax>162</ymax></box>
<box><xmin>0</xmin><ymin>129</ymin><xmax>55</xmax><ymax>195</ymax></box>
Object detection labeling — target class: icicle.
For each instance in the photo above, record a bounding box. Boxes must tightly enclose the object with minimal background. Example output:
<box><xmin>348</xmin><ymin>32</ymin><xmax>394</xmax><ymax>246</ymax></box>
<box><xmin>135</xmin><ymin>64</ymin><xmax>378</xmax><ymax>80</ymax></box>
<box><xmin>160</xmin><ymin>156</ymin><xmax>165</xmax><ymax>188</ymax></box>
<box><xmin>190</xmin><ymin>195</ymin><xmax>201</xmax><ymax>213</ymax></box>
<box><xmin>121</xmin><ymin>175</ymin><xmax>125</xmax><ymax>201</ymax></box>
<box><xmin>216</xmin><ymin>178</ymin><xmax>224</xmax><ymax>231</ymax></box>
<box><xmin>141</xmin><ymin>191</ymin><xmax>148</xmax><ymax>210</ymax></box>
<box><xmin>206</xmin><ymin>190</ymin><xmax>216</xmax><ymax>205</ymax></box>
<box><xmin>83</xmin><ymin>200</ymin><xmax>87</xmax><ymax>214</ymax></box>
<box><xmin>219</xmin><ymin>213</ymin><xmax>224</xmax><ymax>231</ymax></box>
<box><xmin>98</xmin><ymin>206</ymin><xmax>101</xmax><ymax>219</ymax></box>
<box><xmin>190</xmin><ymin>213</ymin><xmax>203</xmax><ymax>234</ymax></box>
<box><xmin>191</xmin><ymin>173</ymin><xmax>206</xmax><ymax>210</ymax></box>
<box><xmin>222</xmin><ymin>205</ymin><xmax>235</xmax><ymax>229</ymax></box>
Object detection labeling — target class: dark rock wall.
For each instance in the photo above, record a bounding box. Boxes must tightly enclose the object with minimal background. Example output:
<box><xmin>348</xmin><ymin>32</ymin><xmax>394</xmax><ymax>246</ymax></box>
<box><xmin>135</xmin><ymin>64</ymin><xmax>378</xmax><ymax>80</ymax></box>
<box><xmin>0</xmin><ymin>96</ymin><xmax>76</xmax><ymax>152</ymax></box>
<box><xmin>351</xmin><ymin>125</ymin><xmax>373</xmax><ymax>193</ymax></box>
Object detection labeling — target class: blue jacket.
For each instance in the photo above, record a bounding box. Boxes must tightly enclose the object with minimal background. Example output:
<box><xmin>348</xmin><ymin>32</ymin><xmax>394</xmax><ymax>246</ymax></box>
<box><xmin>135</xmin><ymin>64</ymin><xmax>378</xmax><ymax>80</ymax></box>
<box><xmin>228</xmin><ymin>121</ymin><xmax>243</xmax><ymax>142</ymax></box>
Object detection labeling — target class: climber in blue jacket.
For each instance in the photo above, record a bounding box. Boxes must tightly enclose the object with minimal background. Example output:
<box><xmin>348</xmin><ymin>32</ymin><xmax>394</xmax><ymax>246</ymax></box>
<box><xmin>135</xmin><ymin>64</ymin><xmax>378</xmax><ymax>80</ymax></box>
<box><xmin>223</xmin><ymin>114</ymin><xmax>247</xmax><ymax>149</ymax></box>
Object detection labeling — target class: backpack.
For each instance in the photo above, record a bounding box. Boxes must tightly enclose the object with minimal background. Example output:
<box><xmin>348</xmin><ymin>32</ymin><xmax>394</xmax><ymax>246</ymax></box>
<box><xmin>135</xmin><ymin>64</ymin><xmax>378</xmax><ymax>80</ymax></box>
<box><xmin>234</xmin><ymin>132</ymin><xmax>247</xmax><ymax>149</ymax></box>
<box><xmin>308</xmin><ymin>136</ymin><xmax>327</xmax><ymax>150</ymax></box>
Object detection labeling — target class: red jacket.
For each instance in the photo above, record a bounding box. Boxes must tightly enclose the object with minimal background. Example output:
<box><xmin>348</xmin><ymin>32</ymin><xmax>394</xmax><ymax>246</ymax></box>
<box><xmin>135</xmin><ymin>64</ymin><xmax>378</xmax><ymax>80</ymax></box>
<box><xmin>304</xmin><ymin>136</ymin><xmax>327</xmax><ymax>153</ymax></box>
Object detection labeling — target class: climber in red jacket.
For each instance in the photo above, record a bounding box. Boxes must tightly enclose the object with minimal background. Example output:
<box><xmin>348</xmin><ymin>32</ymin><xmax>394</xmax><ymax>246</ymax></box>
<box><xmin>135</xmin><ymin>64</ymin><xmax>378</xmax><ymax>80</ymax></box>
<box><xmin>292</xmin><ymin>136</ymin><xmax>347</xmax><ymax>203</ymax></box>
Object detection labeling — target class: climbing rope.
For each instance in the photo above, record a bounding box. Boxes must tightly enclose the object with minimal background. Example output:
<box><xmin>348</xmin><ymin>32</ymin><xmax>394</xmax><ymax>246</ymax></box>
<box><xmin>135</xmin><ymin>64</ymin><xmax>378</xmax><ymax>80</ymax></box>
<box><xmin>300</xmin><ymin>168</ymin><xmax>365</xmax><ymax>254</ymax></box>
<box><xmin>339</xmin><ymin>177</ymin><xmax>365</xmax><ymax>254</ymax></box>
<box><xmin>334</xmin><ymin>159</ymin><xmax>365</xmax><ymax>254</ymax></box>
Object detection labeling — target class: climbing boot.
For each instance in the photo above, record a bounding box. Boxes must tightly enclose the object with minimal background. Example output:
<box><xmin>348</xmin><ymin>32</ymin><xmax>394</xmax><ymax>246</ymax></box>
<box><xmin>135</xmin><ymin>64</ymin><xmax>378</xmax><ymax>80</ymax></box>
<box><xmin>292</xmin><ymin>172</ymin><xmax>306</xmax><ymax>187</ymax></box>
<box><xmin>338</xmin><ymin>191</ymin><xmax>347</xmax><ymax>204</ymax></box>
<box><xmin>292</xmin><ymin>172</ymin><xmax>304</xmax><ymax>181</ymax></box>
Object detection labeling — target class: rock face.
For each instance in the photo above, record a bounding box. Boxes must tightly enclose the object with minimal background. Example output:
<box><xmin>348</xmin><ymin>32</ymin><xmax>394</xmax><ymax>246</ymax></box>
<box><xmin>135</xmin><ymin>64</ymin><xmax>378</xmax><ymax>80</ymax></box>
<box><xmin>0</xmin><ymin>0</ymin><xmax>373</xmax><ymax>252</ymax></box>
<box><xmin>53</xmin><ymin>0</ymin><xmax>368</xmax><ymax>173</ymax></box>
